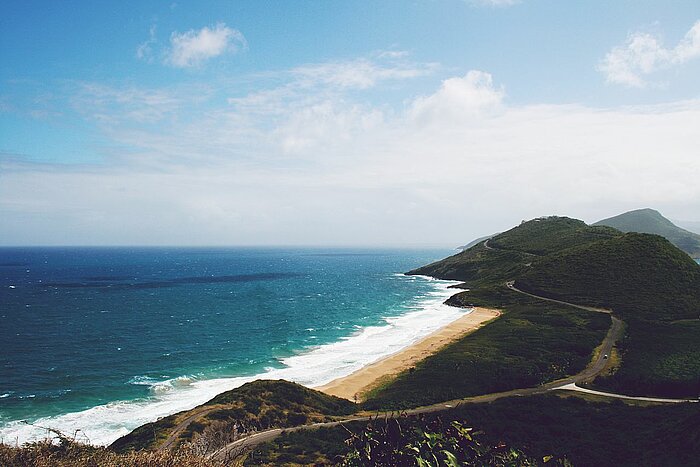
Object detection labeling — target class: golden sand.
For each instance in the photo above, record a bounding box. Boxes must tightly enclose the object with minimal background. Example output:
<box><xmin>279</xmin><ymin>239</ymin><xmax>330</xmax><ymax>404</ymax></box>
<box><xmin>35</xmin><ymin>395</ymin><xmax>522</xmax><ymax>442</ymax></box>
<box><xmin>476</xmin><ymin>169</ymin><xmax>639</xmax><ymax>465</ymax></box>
<box><xmin>315</xmin><ymin>307</ymin><xmax>501</xmax><ymax>401</ymax></box>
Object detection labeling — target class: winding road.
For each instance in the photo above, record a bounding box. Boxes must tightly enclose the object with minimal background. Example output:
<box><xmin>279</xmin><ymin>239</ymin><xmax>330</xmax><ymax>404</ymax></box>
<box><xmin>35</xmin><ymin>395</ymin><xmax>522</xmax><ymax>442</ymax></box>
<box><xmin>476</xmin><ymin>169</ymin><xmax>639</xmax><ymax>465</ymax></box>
<box><xmin>144</xmin><ymin>280</ymin><xmax>696</xmax><ymax>461</ymax></box>
<box><xmin>202</xmin><ymin>282</ymin><xmax>696</xmax><ymax>461</ymax></box>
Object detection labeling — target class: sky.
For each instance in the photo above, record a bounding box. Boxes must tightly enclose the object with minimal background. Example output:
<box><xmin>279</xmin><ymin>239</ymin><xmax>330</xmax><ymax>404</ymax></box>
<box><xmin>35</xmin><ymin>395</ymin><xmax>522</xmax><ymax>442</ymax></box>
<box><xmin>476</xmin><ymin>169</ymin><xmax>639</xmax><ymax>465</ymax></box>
<box><xmin>1</xmin><ymin>0</ymin><xmax>699</xmax><ymax>246</ymax></box>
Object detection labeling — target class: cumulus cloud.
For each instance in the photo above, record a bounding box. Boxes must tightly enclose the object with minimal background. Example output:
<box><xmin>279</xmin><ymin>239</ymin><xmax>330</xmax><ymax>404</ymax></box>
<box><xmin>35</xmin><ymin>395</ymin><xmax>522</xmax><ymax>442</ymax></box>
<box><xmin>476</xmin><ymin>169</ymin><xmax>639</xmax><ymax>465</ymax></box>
<box><xmin>409</xmin><ymin>70</ymin><xmax>504</xmax><ymax>125</ymax></box>
<box><xmin>599</xmin><ymin>20</ymin><xmax>700</xmax><ymax>87</ymax></box>
<box><xmin>165</xmin><ymin>23</ymin><xmax>246</xmax><ymax>68</ymax></box>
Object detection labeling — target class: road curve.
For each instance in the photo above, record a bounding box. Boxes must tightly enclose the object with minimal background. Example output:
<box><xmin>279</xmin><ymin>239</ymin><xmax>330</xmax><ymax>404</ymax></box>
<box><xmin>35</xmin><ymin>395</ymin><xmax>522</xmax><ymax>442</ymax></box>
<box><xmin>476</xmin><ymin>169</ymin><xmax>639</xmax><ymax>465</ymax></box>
<box><xmin>553</xmin><ymin>383</ymin><xmax>697</xmax><ymax>403</ymax></box>
<box><xmin>197</xmin><ymin>282</ymin><xmax>693</xmax><ymax>460</ymax></box>
<box><xmin>505</xmin><ymin>281</ymin><xmax>612</xmax><ymax>314</ymax></box>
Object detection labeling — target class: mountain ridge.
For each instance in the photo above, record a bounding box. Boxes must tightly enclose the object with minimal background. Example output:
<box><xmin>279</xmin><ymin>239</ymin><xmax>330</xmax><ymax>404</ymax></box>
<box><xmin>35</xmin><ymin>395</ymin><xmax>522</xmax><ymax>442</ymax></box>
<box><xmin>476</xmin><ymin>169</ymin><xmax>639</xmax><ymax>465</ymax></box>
<box><xmin>593</xmin><ymin>208</ymin><xmax>700</xmax><ymax>258</ymax></box>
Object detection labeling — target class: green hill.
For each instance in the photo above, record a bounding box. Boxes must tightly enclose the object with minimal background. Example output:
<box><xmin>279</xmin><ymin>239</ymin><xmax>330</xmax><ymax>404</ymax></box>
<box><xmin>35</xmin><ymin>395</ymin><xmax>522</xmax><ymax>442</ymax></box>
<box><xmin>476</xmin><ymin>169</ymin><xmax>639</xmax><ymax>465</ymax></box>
<box><xmin>409</xmin><ymin>216</ymin><xmax>619</xmax><ymax>286</ymax></box>
<box><xmin>516</xmin><ymin>232</ymin><xmax>700</xmax><ymax>322</ymax></box>
<box><xmin>594</xmin><ymin>208</ymin><xmax>700</xmax><ymax>258</ymax></box>
<box><xmin>406</xmin><ymin>215</ymin><xmax>700</xmax><ymax>398</ymax></box>
<box><xmin>457</xmin><ymin>233</ymin><xmax>496</xmax><ymax>251</ymax></box>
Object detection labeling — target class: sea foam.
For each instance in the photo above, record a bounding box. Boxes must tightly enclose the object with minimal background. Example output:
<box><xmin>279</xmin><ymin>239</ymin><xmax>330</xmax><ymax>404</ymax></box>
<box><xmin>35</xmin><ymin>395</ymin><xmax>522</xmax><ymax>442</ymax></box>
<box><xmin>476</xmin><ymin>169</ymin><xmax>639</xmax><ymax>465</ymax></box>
<box><xmin>0</xmin><ymin>276</ymin><xmax>464</xmax><ymax>446</ymax></box>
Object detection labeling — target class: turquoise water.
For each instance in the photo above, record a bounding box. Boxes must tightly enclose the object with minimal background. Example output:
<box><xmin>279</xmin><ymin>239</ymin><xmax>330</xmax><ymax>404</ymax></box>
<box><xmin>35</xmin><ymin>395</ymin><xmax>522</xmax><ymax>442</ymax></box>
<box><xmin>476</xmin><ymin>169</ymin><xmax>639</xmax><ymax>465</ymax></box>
<box><xmin>0</xmin><ymin>247</ymin><xmax>460</xmax><ymax>444</ymax></box>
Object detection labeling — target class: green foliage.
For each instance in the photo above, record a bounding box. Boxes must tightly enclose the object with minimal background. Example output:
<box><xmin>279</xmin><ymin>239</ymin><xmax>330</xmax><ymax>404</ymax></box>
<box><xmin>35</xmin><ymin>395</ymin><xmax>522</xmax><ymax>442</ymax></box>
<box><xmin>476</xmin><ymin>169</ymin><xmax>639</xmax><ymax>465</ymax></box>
<box><xmin>242</xmin><ymin>395</ymin><xmax>700</xmax><ymax>467</ymax></box>
<box><xmin>363</xmin><ymin>290</ymin><xmax>609</xmax><ymax>410</ymax></box>
<box><xmin>516</xmin><ymin>233</ymin><xmax>700</xmax><ymax>322</ymax></box>
<box><xmin>488</xmin><ymin>216</ymin><xmax>618</xmax><ymax>256</ymax></box>
<box><xmin>205</xmin><ymin>379</ymin><xmax>355</xmax><ymax>416</ymax></box>
<box><xmin>593</xmin><ymin>320</ymin><xmax>700</xmax><ymax>397</ymax></box>
<box><xmin>109</xmin><ymin>413</ymin><xmax>178</xmax><ymax>453</ymax></box>
<box><xmin>444</xmin><ymin>395</ymin><xmax>700</xmax><ymax>467</ymax></box>
<box><xmin>515</xmin><ymin>232</ymin><xmax>700</xmax><ymax>397</ymax></box>
<box><xmin>594</xmin><ymin>207</ymin><xmax>700</xmax><ymax>258</ymax></box>
<box><xmin>408</xmin><ymin>242</ymin><xmax>532</xmax><ymax>286</ymax></box>
<box><xmin>410</xmin><ymin>215</ymin><xmax>700</xmax><ymax>399</ymax></box>
<box><xmin>343</xmin><ymin>417</ymin><xmax>544</xmax><ymax>467</ymax></box>
<box><xmin>244</xmin><ymin>423</ymin><xmax>364</xmax><ymax>466</ymax></box>
<box><xmin>409</xmin><ymin>216</ymin><xmax>618</xmax><ymax>287</ymax></box>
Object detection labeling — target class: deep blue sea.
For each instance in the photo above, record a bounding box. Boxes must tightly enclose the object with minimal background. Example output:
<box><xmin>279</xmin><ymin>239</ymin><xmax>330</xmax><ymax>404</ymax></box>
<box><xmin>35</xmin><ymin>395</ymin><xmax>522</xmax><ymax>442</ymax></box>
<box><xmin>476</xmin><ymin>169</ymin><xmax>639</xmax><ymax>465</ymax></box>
<box><xmin>0</xmin><ymin>247</ymin><xmax>461</xmax><ymax>445</ymax></box>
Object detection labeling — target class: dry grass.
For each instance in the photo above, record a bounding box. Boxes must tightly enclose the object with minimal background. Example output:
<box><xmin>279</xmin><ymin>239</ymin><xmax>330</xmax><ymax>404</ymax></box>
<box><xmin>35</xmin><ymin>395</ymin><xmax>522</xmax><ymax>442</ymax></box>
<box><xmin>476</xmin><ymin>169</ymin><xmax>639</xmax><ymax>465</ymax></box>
<box><xmin>0</xmin><ymin>436</ymin><xmax>224</xmax><ymax>467</ymax></box>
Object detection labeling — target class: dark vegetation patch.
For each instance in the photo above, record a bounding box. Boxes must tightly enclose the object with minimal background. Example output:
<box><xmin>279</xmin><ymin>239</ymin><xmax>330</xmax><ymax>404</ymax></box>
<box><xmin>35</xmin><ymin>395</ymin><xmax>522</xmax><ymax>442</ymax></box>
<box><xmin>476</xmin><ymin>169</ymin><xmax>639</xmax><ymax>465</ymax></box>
<box><xmin>410</xmin><ymin>216</ymin><xmax>700</xmax><ymax>399</ymax></box>
<box><xmin>246</xmin><ymin>395</ymin><xmax>700</xmax><ymax>467</ymax></box>
<box><xmin>593</xmin><ymin>320</ymin><xmax>700</xmax><ymax>397</ymax></box>
<box><xmin>515</xmin><ymin>232</ymin><xmax>700</xmax><ymax>396</ymax></box>
<box><xmin>487</xmin><ymin>216</ymin><xmax>618</xmax><ymax>256</ymax></box>
<box><xmin>515</xmin><ymin>233</ymin><xmax>700</xmax><ymax>322</ymax></box>
<box><xmin>363</xmin><ymin>288</ymin><xmax>609</xmax><ymax>410</ymax></box>
<box><xmin>244</xmin><ymin>424</ymin><xmax>363</xmax><ymax>466</ymax></box>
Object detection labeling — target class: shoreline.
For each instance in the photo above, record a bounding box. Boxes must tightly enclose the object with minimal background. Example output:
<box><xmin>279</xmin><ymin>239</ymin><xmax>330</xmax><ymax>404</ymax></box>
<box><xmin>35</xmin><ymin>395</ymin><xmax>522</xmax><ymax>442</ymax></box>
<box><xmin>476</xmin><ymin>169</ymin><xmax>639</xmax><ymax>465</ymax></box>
<box><xmin>0</xmin><ymin>274</ymin><xmax>464</xmax><ymax>446</ymax></box>
<box><xmin>315</xmin><ymin>307</ymin><xmax>501</xmax><ymax>401</ymax></box>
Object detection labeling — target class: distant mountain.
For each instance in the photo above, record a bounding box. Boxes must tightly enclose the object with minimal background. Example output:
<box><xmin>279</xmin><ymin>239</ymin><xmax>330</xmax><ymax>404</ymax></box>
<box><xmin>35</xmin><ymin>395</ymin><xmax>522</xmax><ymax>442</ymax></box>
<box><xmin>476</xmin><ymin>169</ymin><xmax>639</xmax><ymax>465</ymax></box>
<box><xmin>593</xmin><ymin>208</ymin><xmax>700</xmax><ymax>258</ymax></box>
<box><xmin>457</xmin><ymin>233</ymin><xmax>497</xmax><ymax>251</ymax></box>
<box><xmin>675</xmin><ymin>219</ymin><xmax>700</xmax><ymax>235</ymax></box>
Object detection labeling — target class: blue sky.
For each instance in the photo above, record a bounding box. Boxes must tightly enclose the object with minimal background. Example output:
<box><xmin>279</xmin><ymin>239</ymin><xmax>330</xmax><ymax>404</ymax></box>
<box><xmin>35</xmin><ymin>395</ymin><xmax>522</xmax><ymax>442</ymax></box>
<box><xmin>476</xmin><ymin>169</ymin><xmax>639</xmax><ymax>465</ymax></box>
<box><xmin>1</xmin><ymin>1</ymin><xmax>699</xmax><ymax>245</ymax></box>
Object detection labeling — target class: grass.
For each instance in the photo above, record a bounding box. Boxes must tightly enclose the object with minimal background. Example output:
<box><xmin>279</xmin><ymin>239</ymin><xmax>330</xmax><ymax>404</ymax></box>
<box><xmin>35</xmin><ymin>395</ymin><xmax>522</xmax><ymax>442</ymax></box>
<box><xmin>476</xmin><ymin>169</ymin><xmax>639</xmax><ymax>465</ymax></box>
<box><xmin>245</xmin><ymin>394</ymin><xmax>700</xmax><ymax>467</ymax></box>
<box><xmin>515</xmin><ymin>233</ymin><xmax>700</xmax><ymax>397</ymax></box>
<box><xmin>414</xmin><ymin>217</ymin><xmax>700</xmax><ymax>399</ymax></box>
<box><xmin>593</xmin><ymin>320</ymin><xmax>700</xmax><ymax>397</ymax></box>
<box><xmin>487</xmin><ymin>216</ymin><xmax>618</xmax><ymax>256</ymax></box>
<box><xmin>0</xmin><ymin>437</ymin><xmax>217</xmax><ymax>467</ymax></box>
<box><xmin>243</xmin><ymin>424</ymin><xmax>363</xmax><ymax>466</ymax></box>
<box><xmin>362</xmin><ymin>288</ymin><xmax>609</xmax><ymax>410</ymax></box>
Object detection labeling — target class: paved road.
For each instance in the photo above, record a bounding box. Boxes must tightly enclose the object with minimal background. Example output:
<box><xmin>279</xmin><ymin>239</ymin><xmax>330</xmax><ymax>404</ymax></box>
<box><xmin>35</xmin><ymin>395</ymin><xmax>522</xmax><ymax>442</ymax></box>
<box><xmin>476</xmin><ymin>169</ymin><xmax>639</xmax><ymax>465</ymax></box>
<box><xmin>506</xmin><ymin>281</ymin><xmax>612</xmax><ymax>314</ymax></box>
<box><xmin>192</xmin><ymin>282</ymin><xmax>693</xmax><ymax>460</ymax></box>
<box><xmin>553</xmin><ymin>383</ymin><xmax>697</xmax><ymax>403</ymax></box>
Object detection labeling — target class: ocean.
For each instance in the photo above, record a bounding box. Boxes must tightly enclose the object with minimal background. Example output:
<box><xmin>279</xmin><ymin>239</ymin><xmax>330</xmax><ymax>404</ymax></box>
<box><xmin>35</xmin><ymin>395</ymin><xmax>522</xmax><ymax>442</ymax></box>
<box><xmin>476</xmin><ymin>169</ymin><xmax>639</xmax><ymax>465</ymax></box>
<box><xmin>0</xmin><ymin>247</ymin><xmax>462</xmax><ymax>445</ymax></box>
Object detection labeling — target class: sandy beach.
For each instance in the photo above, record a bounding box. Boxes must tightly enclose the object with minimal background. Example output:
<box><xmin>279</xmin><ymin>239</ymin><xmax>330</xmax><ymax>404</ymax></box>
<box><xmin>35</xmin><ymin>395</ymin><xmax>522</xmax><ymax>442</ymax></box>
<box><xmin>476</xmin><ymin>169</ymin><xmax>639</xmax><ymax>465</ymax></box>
<box><xmin>316</xmin><ymin>307</ymin><xmax>501</xmax><ymax>401</ymax></box>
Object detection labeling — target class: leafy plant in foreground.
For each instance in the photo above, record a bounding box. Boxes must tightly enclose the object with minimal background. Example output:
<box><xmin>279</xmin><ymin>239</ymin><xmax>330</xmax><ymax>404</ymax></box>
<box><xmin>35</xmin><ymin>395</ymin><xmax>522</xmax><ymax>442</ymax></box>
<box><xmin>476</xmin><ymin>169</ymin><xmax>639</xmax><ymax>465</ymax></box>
<box><xmin>342</xmin><ymin>416</ymin><xmax>562</xmax><ymax>466</ymax></box>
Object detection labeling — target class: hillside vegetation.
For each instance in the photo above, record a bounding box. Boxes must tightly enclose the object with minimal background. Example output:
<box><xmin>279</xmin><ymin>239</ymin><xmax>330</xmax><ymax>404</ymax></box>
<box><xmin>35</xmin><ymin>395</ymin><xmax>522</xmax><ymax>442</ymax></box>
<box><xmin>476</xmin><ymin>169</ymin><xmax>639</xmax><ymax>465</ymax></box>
<box><xmin>110</xmin><ymin>380</ymin><xmax>356</xmax><ymax>453</ymax></box>
<box><xmin>594</xmin><ymin>207</ymin><xmax>700</xmax><ymax>258</ymax></box>
<box><xmin>405</xmin><ymin>215</ymin><xmax>700</xmax><ymax>398</ymax></box>
<box><xmin>247</xmin><ymin>395</ymin><xmax>700</xmax><ymax>467</ymax></box>
<box><xmin>363</xmin><ymin>288</ymin><xmax>609</xmax><ymax>409</ymax></box>
<box><xmin>410</xmin><ymin>216</ymin><xmax>619</xmax><ymax>287</ymax></box>
<box><xmin>516</xmin><ymin>232</ymin><xmax>700</xmax><ymax>322</ymax></box>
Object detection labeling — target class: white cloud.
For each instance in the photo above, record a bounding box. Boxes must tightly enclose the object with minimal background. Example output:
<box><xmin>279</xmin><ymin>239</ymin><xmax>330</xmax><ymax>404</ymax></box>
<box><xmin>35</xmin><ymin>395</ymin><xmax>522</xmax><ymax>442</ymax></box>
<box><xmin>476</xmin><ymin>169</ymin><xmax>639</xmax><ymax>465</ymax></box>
<box><xmin>165</xmin><ymin>23</ymin><xmax>246</xmax><ymax>68</ymax></box>
<box><xmin>290</xmin><ymin>54</ymin><xmax>437</xmax><ymax>90</ymax></box>
<box><xmin>599</xmin><ymin>20</ymin><xmax>700</xmax><ymax>87</ymax></box>
<box><xmin>2</xmin><ymin>62</ymin><xmax>699</xmax><ymax>246</ymax></box>
<box><xmin>409</xmin><ymin>70</ymin><xmax>504</xmax><ymax>125</ymax></box>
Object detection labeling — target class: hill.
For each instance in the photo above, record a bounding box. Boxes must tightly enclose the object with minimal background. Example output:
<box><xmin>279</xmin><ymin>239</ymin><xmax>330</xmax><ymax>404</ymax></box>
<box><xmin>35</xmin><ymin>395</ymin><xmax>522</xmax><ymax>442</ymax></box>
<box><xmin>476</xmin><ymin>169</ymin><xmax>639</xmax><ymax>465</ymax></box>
<box><xmin>405</xmin><ymin>215</ymin><xmax>700</xmax><ymax>398</ymax></box>
<box><xmin>409</xmin><ymin>216</ymin><xmax>619</xmax><ymax>286</ymax></box>
<box><xmin>457</xmin><ymin>233</ymin><xmax>496</xmax><ymax>251</ymax></box>
<box><xmin>110</xmin><ymin>380</ymin><xmax>355</xmax><ymax>453</ymax></box>
<box><xmin>515</xmin><ymin>232</ymin><xmax>700</xmax><ymax>322</ymax></box>
<box><xmin>594</xmin><ymin>208</ymin><xmax>700</xmax><ymax>258</ymax></box>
